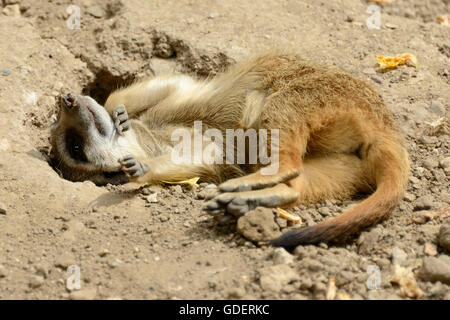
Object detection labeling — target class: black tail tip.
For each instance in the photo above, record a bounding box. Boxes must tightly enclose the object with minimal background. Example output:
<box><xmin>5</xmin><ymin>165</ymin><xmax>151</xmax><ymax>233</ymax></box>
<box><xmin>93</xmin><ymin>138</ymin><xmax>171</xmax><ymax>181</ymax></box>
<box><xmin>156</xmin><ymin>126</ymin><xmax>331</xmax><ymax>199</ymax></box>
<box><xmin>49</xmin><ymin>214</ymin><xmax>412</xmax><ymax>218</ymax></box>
<box><xmin>271</xmin><ymin>226</ymin><xmax>325</xmax><ymax>249</ymax></box>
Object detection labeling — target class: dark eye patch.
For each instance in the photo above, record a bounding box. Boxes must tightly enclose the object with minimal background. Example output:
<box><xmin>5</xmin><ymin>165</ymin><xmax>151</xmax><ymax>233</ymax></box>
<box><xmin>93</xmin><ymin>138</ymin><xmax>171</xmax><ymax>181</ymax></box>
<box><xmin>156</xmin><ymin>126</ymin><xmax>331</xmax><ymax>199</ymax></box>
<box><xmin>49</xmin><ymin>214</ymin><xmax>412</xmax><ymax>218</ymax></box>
<box><xmin>65</xmin><ymin>128</ymin><xmax>88</xmax><ymax>162</ymax></box>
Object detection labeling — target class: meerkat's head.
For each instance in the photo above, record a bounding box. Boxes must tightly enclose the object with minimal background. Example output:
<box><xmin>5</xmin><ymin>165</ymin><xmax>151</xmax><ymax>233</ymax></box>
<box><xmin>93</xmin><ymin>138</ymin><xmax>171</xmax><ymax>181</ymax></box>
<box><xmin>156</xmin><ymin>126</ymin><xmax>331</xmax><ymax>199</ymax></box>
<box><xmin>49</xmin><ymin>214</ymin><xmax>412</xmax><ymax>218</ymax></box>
<box><xmin>50</xmin><ymin>94</ymin><xmax>129</xmax><ymax>185</ymax></box>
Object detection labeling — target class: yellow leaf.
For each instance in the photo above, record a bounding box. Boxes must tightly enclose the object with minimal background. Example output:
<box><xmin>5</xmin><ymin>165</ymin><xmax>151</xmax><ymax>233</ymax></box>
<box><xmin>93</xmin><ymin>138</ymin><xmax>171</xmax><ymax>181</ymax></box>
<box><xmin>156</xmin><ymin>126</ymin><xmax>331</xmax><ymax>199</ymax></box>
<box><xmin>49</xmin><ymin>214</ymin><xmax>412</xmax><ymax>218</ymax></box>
<box><xmin>377</xmin><ymin>53</ymin><xmax>418</xmax><ymax>69</ymax></box>
<box><xmin>160</xmin><ymin>177</ymin><xmax>200</xmax><ymax>189</ymax></box>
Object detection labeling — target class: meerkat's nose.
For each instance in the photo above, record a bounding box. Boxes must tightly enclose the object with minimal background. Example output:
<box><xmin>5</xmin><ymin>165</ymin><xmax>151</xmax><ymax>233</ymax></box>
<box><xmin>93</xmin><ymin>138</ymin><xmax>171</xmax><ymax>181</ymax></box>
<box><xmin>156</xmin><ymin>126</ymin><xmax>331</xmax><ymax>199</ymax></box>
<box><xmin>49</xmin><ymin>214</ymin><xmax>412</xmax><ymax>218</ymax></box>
<box><xmin>61</xmin><ymin>93</ymin><xmax>78</xmax><ymax>110</ymax></box>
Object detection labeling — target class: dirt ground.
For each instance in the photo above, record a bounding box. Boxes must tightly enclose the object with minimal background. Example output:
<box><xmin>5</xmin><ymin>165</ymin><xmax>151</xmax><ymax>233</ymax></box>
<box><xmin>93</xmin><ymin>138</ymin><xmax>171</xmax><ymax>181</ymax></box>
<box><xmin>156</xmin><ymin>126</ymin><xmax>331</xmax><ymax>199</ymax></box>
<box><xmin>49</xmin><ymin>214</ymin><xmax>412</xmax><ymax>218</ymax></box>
<box><xmin>0</xmin><ymin>0</ymin><xmax>449</xmax><ymax>300</ymax></box>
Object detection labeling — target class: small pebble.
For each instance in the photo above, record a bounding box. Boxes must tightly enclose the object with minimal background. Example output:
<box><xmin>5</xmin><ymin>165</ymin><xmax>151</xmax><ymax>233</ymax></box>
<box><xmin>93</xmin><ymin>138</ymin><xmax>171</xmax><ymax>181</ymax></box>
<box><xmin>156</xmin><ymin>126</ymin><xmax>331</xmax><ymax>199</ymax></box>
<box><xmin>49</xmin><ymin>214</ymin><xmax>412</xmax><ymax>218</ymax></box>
<box><xmin>98</xmin><ymin>249</ymin><xmax>110</xmax><ymax>257</ymax></box>
<box><xmin>391</xmin><ymin>246</ymin><xmax>408</xmax><ymax>266</ymax></box>
<box><xmin>226</xmin><ymin>287</ymin><xmax>246</xmax><ymax>299</ymax></box>
<box><xmin>403</xmin><ymin>192</ymin><xmax>416</xmax><ymax>202</ymax></box>
<box><xmin>439</xmin><ymin>158</ymin><xmax>450</xmax><ymax>175</ymax></box>
<box><xmin>420</xmin><ymin>256</ymin><xmax>450</xmax><ymax>284</ymax></box>
<box><xmin>424</xmin><ymin>242</ymin><xmax>438</xmax><ymax>256</ymax></box>
<box><xmin>0</xmin><ymin>201</ymin><xmax>6</xmax><ymax>214</ymax></box>
<box><xmin>29</xmin><ymin>275</ymin><xmax>45</xmax><ymax>289</ymax></box>
<box><xmin>429</xmin><ymin>101</ymin><xmax>444</xmax><ymax>116</ymax></box>
<box><xmin>0</xmin><ymin>265</ymin><xmax>7</xmax><ymax>278</ymax></box>
<box><xmin>318</xmin><ymin>207</ymin><xmax>331</xmax><ymax>217</ymax></box>
<box><xmin>385</xmin><ymin>23</ymin><xmax>398</xmax><ymax>29</ymax></box>
<box><xmin>146</xmin><ymin>193</ymin><xmax>158</xmax><ymax>203</ymax></box>
<box><xmin>54</xmin><ymin>253</ymin><xmax>76</xmax><ymax>269</ymax></box>
<box><xmin>86</xmin><ymin>5</ymin><xmax>105</xmax><ymax>18</ymax></box>
<box><xmin>2</xmin><ymin>4</ymin><xmax>20</xmax><ymax>17</ymax></box>
<box><xmin>439</xmin><ymin>219</ymin><xmax>450</xmax><ymax>251</ymax></box>
<box><xmin>159</xmin><ymin>215</ymin><xmax>170</xmax><ymax>222</ymax></box>
<box><xmin>272</xmin><ymin>248</ymin><xmax>294</xmax><ymax>265</ymax></box>
<box><xmin>69</xmin><ymin>288</ymin><xmax>97</xmax><ymax>300</ymax></box>
<box><xmin>422</xmin><ymin>158</ymin><xmax>438</xmax><ymax>170</ymax></box>
<box><xmin>370</xmin><ymin>75</ymin><xmax>382</xmax><ymax>84</ymax></box>
<box><xmin>414</xmin><ymin>195</ymin><xmax>435</xmax><ymax>211</ymax></box>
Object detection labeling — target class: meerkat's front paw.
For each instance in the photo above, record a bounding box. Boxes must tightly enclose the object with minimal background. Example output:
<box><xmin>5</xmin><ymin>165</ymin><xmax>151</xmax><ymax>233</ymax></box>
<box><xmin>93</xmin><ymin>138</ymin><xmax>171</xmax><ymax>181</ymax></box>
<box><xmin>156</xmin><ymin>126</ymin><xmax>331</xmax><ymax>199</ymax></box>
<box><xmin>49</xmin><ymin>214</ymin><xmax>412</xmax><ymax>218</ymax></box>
<box><xmin>119</xmin><ymin>155</ymin><xmax>149</xmax><ymax>178</ymax></box>
<box><xmin>113</xmin><ymin>105</ymin><xmax>130</xmax><ymax>135</ymax></box>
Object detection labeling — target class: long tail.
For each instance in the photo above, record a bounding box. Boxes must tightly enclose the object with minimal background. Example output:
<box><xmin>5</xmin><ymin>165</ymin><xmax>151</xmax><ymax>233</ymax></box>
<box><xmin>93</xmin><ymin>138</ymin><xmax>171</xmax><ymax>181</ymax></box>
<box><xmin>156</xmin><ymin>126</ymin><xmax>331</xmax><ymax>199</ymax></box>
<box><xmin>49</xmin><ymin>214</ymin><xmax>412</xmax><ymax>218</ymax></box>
<box><xmin>271</xmin><ymin>134</ymin><xmax>409</xmax><ymax>249</ymax></box>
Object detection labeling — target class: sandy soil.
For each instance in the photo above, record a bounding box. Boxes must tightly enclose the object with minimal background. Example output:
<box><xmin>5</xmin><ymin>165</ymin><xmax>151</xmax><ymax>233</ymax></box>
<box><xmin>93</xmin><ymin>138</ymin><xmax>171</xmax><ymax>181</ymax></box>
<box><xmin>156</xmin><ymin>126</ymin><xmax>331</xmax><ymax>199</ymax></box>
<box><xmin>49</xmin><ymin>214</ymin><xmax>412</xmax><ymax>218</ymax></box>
<box><xmin>0</xmin><ymin>0</ymin><xmax>449</xmax><ymax>300</ymax></box>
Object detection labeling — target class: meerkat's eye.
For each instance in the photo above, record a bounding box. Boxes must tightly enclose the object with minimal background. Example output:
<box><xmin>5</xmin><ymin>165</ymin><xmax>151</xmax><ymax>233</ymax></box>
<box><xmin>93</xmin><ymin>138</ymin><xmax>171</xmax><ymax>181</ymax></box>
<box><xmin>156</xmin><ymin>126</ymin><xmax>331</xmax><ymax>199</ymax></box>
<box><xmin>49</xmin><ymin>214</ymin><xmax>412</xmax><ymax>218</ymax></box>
<box><xmin>66</xmin><ymin>129</ymin><xmax>88</xmax><ymax>162</ymax></box>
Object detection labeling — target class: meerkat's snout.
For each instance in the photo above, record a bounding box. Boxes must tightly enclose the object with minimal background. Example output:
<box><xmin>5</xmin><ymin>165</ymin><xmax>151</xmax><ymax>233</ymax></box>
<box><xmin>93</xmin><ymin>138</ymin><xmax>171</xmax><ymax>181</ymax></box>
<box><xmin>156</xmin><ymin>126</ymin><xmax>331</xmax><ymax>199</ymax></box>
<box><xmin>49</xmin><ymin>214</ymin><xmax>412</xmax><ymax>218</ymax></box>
<box><xmin>58</xmin><ymin>94</ymin><xmax>116</xmax><ymax>139</ymax></box>
<box><xmin>61</xmin><ymin>93</ymin><xmax>78</xmax><ymax>110</ymax></box>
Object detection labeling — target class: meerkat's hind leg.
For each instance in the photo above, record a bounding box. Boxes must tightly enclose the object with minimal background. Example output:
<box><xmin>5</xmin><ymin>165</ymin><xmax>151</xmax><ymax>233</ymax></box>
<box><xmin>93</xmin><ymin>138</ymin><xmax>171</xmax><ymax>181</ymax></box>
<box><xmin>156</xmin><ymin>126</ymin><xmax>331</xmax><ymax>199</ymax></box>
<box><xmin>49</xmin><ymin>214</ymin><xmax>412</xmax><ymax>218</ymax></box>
<box><xmin>217</xmin><ymin>168</ymin><xmax>301</xmax><ymax>193</ymax></box>
<box><xmin>112</xmin><ymin>105</ymin><xmax>131</xmax><ymax>135</ymax></box>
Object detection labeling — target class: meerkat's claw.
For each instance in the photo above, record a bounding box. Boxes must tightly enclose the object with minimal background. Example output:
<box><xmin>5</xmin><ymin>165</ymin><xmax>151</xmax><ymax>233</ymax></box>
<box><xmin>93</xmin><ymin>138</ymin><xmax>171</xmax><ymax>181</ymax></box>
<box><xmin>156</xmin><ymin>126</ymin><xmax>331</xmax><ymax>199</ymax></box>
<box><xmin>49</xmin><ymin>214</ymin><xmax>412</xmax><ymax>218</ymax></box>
<box><xmin>119</xmin><ymin>155</ymin><xmax>149</xmax><ymax>178</ymax></box>
<box><xmin>113</xmin><ymin>105</ymin><xmax>130</xmax><ymax>135</ymax></box>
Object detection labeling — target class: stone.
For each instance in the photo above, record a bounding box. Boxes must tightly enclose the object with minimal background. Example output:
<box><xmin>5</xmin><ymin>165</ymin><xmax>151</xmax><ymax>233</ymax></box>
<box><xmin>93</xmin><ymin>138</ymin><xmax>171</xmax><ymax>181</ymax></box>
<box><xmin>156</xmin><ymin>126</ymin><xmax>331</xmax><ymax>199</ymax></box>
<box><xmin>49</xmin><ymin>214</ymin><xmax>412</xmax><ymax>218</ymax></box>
<box><xmin>419</xmin><ymin>256</ymin><xmax>450</xmax><ymax>284</ymax></box>
<box><xmin>226</xmin><ymin>287</ymin><xmax>246</xmax><ymax>299</ymax></box>
<box><xmin>424</xmin><ymin>242</ymin><xmax>438</xmax><ymax>256</ymax></box>
<box><xmin>439</xmin><ymin>157</ymin><xmax>450</xmax><ymax>175</ymax></box>
<box><xmin>86</xmin><ymin>5</ymin><xmax>105</xmax><ymax>18</ymax></box>
<box><xmin>370</xmin><ymin>75</ymin><xmax>383</xmax><ymax>84</ymax></box>
<box><xmin>313</xmin><ymin>282</ymin><xmax>327</xmax><ymax>297</ymax></box>
<box><xmin>422</xmin><ymin>158</ymin><xmax>439</xmax><ymax>170</ymax></box>
<box><xmin>391</xmin><ymin>246</ymin><xmax>408</xmax><ymax>266</ymax></box>
<box><xmin>429</xmin><ymin>101</ymin><xmax>444</xmax><ymax>116</ymax></box>
<box><xmin>335</xmin><ymin>271</ymin><xmax>356</xmax><ymax>286</ymax></box>
<box><xmin>0</xmin><ymin>201</ymin><xmax>6</xmax><ymax>214</ymax></box>
<box><xmin>237</xmin><ymin>207</ymin><xmax>281</xmax><ymax>242</ymax></box>
<box><xmin>413</xmin><ymin>195</ymin><xmax>435</xmax><ymax>211</ymax></box>
<box><xmin>29</xmin><ymin>275</ymin><xmax>44</xmax><ymax>289</ymax></box>
<box><xmin>272</xmin><ymin>248</ymin><xmax>294</xmax><ymax>265</ymax></box>
<box><xmin>69</xmin><ymin>288</ymin><xmax>97</xmax><ymax>300</ymax></box>
<box><xmin>438</xmin><ymin>219</ymin><xmax>450</xmax><ymax>251</ymax></box>
<box><xmin>303</xmin><ymin>258</ymin><xmax>324</xmax><ymax>272</ymax></box>
<box><xmin>292</xmin><ymin>245</ymin><xmax>307</xmax><ymax>259</ymax></box>
<box><xmin>170</xmin><ymin>185</ymin><xmax>183</xmax><ymax>194</ymax></box>
<box><xmin>318</xmin><ymin>207</ymin><xmax>331</xmax><ymax>217</ymax></box>
<box><xmin>385</xmin><ymin>23</ymin><xmax>398</xmax><ymax>29</ymax></box>
<box><xmin>54</xmin><ymin>253</ymin><xmax>76</xmax><ymax>269</ymax></box>
<box><xmin>403</xmin><ymin>192</ymin><xmax>416</xmax><ymax>202</ymax></box>
<box><xmin>146</xmin><ymin>193</ymin><xmax>158</xmax><ymax>203</ymax></box>
<box><xmin>2</xmin><ymin>4</ymin><xmax>20</xmax><ymax>17</ymax></box>
<box><xmin>259</xmin><ymin>264</ymin><xmax>298</xmax><ymax>292</ymax></box>
<box><xmin>0</xmin><ymin>265</ymin><xmax>7</xmax><ymax>278</ymax></box>
<box><xmin>99</xmin><ymin>249</ymin><xmax>110</xmax><ymax>257</ymax></box>
<box><xmin>358</xmin><ymin>228</ymin><xmax>382</xmax><ymax>255</ymax></box>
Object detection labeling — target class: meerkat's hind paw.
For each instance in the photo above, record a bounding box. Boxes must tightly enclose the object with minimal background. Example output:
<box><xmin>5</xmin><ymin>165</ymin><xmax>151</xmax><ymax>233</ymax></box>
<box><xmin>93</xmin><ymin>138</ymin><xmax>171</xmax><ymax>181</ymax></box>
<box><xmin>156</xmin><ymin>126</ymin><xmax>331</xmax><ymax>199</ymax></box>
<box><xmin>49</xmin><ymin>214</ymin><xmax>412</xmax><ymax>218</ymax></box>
<box><xmin>203</xmin><ymin>184</ymin><xmax>299</xmax><ymax>218</ymax></box>
<box><xmin>113</xmin><ymin>105</ymin><xmax>130</xmax><ymax>135</ymax></box>
<box><xmin>119</xmin><ymin>155</ymin><xmax>149</xmax><ymax>178</ymax></box>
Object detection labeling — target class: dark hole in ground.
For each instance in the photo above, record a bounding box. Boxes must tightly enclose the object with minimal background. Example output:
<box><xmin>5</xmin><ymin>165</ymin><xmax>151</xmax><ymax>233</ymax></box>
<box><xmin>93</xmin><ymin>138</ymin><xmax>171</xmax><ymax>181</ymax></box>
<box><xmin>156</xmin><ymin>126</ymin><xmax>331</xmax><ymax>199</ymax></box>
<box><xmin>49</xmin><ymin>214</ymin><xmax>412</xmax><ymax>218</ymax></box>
<box><xmin>82</xmin><ymin>69</ymin><xmax>135</xmax><ymax>105</ymax></box>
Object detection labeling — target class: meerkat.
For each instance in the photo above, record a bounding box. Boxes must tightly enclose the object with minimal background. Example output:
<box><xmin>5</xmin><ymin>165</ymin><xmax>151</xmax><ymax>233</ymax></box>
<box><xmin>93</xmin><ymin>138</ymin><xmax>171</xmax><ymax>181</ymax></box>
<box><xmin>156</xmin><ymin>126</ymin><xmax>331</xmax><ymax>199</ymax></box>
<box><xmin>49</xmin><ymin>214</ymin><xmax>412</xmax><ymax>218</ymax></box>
<box><xmin>50</xmin><ymin>52</ymin><xmax>409</xmax><ymax>248</ymax></box>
